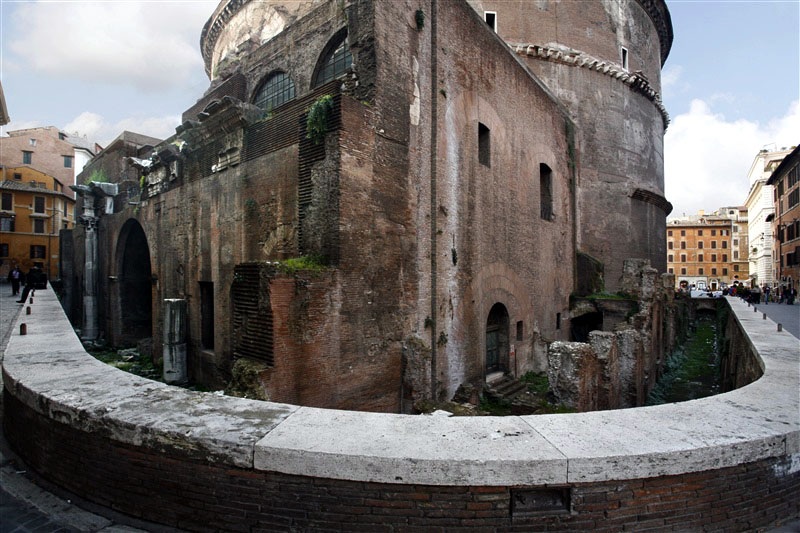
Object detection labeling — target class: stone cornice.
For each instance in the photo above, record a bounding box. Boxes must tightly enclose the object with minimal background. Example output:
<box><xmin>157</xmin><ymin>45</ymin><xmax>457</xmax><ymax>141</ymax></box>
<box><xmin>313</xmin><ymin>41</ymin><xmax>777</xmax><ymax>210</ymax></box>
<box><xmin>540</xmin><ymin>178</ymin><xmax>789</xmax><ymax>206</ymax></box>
<box><xmin>513</xmin><ymin>43</ymin><xmax>670</xmax><ymax>129</ymax></box>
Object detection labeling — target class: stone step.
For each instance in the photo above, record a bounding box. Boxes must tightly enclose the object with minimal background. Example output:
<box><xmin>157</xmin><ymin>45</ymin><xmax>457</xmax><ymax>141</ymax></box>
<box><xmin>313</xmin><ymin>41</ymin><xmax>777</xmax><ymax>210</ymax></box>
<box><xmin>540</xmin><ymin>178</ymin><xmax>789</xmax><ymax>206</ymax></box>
<box><xmin>486</xmin><ymin>376</ymin><xmax>529</xmax><ymax>402</ymax></box>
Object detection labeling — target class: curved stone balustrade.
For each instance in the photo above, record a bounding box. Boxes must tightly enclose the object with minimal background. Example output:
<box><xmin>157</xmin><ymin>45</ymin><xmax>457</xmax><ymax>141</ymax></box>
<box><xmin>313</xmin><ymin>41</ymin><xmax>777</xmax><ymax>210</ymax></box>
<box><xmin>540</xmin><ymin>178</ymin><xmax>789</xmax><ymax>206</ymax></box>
<box><xmin>3</xmin><ymin>289</ymin><xmax>798</xmax><ymax>530</ymax></box>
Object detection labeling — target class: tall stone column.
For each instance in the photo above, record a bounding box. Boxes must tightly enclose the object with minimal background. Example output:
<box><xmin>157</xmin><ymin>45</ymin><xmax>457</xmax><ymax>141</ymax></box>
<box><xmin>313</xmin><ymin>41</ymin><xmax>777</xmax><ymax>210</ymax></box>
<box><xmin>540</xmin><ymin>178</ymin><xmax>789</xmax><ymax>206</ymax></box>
<box><xmin>163</xmin><ymin>299</ymin><xmax>188</xmax><ymax>384</ymax></box>
<box><xmin>72</xmin><ymin>184</ymin><xmax>100</xmax><ymax>341</ymax></box>
<box><xmin>81</xmin><ymin>215</ymin><xmax>99</xmax><ymax>340</ymax></box>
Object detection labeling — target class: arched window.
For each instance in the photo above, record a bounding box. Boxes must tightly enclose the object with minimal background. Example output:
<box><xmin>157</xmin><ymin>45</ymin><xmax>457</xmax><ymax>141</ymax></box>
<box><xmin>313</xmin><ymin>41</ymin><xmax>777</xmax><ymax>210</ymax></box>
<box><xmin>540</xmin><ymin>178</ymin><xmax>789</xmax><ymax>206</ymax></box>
<box><xmin>312</xmin><ymin>31</ymin><xmax>352</xmax><ymax>88</ymax></box>
<box><xmin>253</xmin><ymin>71</ymin><xmax>295</xmax><ymax>112</ymax></box>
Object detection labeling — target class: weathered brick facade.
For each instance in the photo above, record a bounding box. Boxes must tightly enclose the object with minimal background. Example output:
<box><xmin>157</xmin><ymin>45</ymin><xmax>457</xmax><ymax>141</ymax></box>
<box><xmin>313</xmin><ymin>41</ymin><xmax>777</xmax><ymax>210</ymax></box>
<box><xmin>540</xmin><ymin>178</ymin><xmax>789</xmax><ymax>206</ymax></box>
<box><xmin>71</xmin><ymin>0</ymin><xmax>673</xmax><ymax>412</ymax></box>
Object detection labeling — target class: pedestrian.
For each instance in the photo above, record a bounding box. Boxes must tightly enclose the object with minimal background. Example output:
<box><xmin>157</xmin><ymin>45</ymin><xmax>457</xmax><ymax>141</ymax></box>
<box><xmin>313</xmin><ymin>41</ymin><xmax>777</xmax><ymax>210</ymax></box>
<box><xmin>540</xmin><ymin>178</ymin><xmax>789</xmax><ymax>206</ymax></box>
<box><xmin>789</xmin><ymin>287</ymin><xmax>797</xmax><ymax>306</ymax></box>
<box><xmin>7</xmin><ymin>265</ymin><xmax>23</xmax><ymax>296</ymax></box>
<box><xmin>764</xmin><ymin>285</ymin><xmax>770</xmax><ymax>305</ymax></box>
<box><xmin>16</xmin><ymin>265</ymin><xmax>44</xmax><ymax>304</ymax></box>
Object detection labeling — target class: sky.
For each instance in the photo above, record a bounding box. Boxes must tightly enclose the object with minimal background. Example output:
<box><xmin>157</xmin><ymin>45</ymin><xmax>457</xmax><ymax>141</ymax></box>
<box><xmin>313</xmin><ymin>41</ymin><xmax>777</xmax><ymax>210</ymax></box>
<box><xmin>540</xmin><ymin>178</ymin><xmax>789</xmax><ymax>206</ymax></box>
<box><xmin>1</xmin><ymin>0</ymin><xmax>798</xmax><ymax>219</ymax></box>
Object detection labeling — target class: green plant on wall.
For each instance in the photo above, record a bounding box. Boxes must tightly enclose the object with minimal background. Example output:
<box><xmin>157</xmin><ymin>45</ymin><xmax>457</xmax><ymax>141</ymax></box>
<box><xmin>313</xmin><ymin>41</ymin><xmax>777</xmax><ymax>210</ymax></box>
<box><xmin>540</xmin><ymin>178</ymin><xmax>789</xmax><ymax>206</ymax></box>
<box><xmin>89</xmin><ymin>169</ymin><xmax>109</xmax><ymax>183</ymax></box>
<box><xmin>306</xmin><ymin>94</ymin><xmax>334</xmax><ymax>145</ymax></box>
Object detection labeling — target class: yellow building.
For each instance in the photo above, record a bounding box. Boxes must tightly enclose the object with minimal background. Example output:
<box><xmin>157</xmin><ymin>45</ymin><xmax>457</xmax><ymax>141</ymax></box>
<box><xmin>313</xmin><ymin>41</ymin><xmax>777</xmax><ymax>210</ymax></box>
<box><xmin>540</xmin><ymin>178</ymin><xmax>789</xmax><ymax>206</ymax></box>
<box><xmin>0</xmin><ymin>166</ymin><xmax>76</xmax><ymax>280</ymax></box>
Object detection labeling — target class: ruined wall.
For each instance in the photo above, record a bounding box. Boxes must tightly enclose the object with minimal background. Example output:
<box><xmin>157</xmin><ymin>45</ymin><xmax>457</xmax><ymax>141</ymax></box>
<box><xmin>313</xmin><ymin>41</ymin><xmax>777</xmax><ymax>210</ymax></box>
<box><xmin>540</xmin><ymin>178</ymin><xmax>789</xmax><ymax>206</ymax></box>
<box><xmin>551</xmin><ymin>260</ymin><xmax>678</xmax><ymax>410</ymax></box>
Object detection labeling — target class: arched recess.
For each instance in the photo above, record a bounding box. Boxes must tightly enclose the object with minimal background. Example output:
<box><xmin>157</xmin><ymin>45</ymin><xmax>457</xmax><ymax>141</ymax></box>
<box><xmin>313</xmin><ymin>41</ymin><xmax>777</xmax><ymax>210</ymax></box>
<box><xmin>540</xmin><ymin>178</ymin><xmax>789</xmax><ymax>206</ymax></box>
<box><xmin>486</xmin><ymin>303</ymin><xmax>509</xmax><ymax>375</ymax></box>
<box><xmin>115</xmin><ymin>219</ymin><xmax>153</xmax><ymax>345</ymax></box>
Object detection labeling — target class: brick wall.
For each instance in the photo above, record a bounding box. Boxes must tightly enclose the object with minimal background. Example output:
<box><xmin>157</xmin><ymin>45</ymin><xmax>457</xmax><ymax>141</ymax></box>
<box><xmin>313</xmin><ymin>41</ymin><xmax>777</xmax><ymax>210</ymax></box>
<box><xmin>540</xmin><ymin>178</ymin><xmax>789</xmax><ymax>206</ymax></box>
<box><xmin>5</xmin><ymin>390</ymin><xmax>798</xmax><ymax>531</ymax></box>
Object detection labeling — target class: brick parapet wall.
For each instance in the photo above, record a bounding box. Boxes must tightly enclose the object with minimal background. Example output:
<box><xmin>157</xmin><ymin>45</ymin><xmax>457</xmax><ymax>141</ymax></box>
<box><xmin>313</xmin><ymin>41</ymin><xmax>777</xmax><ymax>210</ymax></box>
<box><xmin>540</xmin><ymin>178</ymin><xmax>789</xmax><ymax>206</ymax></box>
<box><xmin>2</xmin><ymin>290</ymin><xmax>798</xmax><ymax>530</ymax></box>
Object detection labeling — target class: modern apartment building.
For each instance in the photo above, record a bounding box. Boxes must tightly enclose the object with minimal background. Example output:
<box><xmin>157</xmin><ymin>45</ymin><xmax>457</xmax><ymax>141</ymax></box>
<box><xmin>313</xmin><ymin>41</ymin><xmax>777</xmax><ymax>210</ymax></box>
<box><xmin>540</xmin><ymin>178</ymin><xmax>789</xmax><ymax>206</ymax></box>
<box><xmin>744</xmin><ymin>147</ymin><xmax>793</xmax><ymax>287</ymax></box>
<box><xmin>766</xmin><ymin>145</ymin><xmax>800</xmax><ymax>295</ymax></box>
<box><xmin>0</xmin><ymin>166</ymin><xmax>76</xmax><ymax>280</ymax></box>
<box><xmin>666</xmin><ymin>207</ymin><xmax>748</xmax><ymax>290</ymax></box>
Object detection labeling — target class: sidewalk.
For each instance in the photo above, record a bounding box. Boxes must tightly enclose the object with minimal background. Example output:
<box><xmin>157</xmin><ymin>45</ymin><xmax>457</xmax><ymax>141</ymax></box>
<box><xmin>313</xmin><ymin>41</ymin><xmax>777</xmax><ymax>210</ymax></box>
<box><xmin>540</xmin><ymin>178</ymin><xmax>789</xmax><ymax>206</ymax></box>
<box><xmin>747</xmin><ymin>298</ymin><xmax>800</xmax><ymax>340</ymax></box>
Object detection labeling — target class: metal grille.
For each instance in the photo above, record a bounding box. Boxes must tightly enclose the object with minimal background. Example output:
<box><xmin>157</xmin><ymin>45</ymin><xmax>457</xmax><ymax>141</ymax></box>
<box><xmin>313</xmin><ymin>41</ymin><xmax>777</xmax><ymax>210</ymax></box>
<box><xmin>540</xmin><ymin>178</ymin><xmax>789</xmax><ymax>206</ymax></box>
<box><xmin>231</xmin><ymin>263</ymin><xmax>274</xmax><ymax>365</ymax></box>
<box><xmin>313</xmin><ymin>38</ymin><xmax>352</xmax><ymax>87</ymax></box>
<box><xmin>254</xmin><ymin>71</ymin><xmax>296</xmax><ymax>112</ymax></box>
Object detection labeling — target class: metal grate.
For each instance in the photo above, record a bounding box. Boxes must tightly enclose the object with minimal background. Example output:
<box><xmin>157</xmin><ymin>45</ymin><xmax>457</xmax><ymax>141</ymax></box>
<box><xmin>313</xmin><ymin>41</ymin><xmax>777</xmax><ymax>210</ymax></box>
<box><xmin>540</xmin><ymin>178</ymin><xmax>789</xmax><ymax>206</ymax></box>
<box><xmin>231</xmin><ymin>263</ymin><xmax>274</xmax><ymax>365</ymax></box>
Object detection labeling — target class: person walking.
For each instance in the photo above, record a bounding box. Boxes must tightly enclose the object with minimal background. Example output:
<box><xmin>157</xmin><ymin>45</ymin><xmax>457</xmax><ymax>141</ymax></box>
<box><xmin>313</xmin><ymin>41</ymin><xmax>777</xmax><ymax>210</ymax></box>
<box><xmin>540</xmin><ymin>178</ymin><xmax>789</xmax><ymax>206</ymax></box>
<box><xmin>7</xmin><ymin>265</ymin><xmax>23</xmax><ymax>296</ymax></box>
<box><xmin>16</xmin><ymin>265</ymin><xmax>44</xmax><ymax>304</ymax></box>
<box><xmin>764</xmin><ymin>285</ymin><xmax>771</xmax><ymax>305</ymax></box>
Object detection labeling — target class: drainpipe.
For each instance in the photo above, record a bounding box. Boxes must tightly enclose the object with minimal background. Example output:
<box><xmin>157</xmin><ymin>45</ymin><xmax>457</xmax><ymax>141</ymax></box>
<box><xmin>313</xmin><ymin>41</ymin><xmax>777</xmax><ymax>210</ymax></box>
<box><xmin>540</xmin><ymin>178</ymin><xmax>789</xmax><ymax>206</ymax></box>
<box><xmin>429</xmin><ymin>0</ymin><xmax>439</xmax><ymax>401</ymax></box>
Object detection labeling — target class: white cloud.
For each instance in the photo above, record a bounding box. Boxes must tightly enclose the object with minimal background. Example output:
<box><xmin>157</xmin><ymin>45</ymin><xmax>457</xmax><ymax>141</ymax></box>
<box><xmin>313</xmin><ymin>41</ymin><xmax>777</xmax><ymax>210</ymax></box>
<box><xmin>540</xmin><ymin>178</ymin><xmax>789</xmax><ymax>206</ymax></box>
<box><xmin>9</xmin><ymin>1</ymin><xmax>214</xmax><ymax>92</ymax></box>
<box><xmin>64</xmin><ymin>111</ymin><xmax>182</xmax><ymax>147</ymax></box>
<box><xmin>664</xmin><ymin>99</ymin><xmax>800</xmax><ymax>219</ymax></box>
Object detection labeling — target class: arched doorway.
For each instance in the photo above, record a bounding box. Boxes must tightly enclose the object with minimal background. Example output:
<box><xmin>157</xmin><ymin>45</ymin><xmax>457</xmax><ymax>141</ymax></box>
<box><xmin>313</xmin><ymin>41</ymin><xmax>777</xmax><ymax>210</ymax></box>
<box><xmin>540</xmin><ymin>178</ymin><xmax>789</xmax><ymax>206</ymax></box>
<box><xmin>486</xmin><ymin>303</ymin><xmax>509</xmax><ymax>375</ymax></box>
<box><xmin>117</xmin><ymin>219</ymin><xmax>152</xmax><ymax>345</ymax></box>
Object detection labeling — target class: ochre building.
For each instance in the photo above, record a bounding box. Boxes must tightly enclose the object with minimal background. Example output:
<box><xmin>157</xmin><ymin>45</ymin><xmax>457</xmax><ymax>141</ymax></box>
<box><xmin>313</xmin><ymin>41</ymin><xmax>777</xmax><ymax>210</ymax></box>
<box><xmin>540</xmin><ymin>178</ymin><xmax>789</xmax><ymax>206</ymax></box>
<box><xmin>0</xmin><ymin>166</ymin><xmax>76</xmax><ymax>280</ymax></box>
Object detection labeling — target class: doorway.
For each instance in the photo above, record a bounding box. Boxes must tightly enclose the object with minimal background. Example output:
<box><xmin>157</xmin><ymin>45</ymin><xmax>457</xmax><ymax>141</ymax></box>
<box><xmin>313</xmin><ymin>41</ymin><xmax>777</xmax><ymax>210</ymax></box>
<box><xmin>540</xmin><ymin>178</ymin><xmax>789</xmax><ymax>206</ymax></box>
<box><xmin>486</xmin><ymin>303</ymin><xmax>509</xmax><ymax>374</ymax></box>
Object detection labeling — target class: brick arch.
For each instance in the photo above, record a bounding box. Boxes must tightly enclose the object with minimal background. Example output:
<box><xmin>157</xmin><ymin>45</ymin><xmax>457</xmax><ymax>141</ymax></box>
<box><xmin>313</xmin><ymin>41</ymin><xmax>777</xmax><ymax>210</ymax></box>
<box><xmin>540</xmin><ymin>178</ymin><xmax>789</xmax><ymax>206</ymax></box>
<box><xmin>112</xmin><ymin>218</ymin><xmax>153</xmax><ymax>346</ymax></box>
<box><xmin>443</xmin><ymin>261</ymin><xmax>535</xmax><ymax>395</ymax></box>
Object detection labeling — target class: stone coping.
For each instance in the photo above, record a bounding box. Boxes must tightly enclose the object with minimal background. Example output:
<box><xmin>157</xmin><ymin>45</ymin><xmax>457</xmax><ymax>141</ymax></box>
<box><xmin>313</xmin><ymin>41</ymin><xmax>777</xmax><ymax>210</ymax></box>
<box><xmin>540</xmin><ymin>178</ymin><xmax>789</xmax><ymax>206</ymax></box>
<box><xmin>3</xmin><ymin>290</ymin><xmax>798</xmax><ymax>486</ymax></box>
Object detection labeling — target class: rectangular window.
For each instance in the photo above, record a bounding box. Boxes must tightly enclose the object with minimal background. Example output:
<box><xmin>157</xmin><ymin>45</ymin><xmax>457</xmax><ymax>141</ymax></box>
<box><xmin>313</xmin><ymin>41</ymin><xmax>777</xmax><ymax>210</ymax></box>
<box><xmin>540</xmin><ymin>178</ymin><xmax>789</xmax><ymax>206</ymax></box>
<box><xmin>711</xmin><ymin>268</ymin><xmax>717</xmax><ymax>276</ymax></box>
<box><xmin>34</xmin><ymin>196</ymin><xmax>45</xmax><ymax>213</ymax></box>
<box><xmin>1</xmin><ymin>192</ymin><xmax>11</xmax><ymax>211</ymax></box>
<box><xmin>668</xmin><ymin>267</ymin><xmax>674</xmax><ymax>274</ymax></box>
<box><xmin>698</xmin><ymin>241</ymin><xmax>704</xmax><ymax>249</ymax></box>
<box><xmin>789</xmin><ymin>188</ymin><xmax>800</xmax><ymax>208</ymax></box>
<box><xmin>697</xmin><ymin>254</ymin><xmax>703</xmax><ymax>262</ymax></box>
<box><xmin>681</xmin><ymin>230</ymin><xmax>686</xmax><ymax>237</ymax></box>
<box><xmin>681</xmin><ymin>267</ymin><xmax>686</xmax><ymax>275</ymax></box>
<box><xmin>698</xmin><ymin>267</ymin><xmax>704</xmax><ymax>275</ymax></box>
<box><xmin>680</xmin><ymin>241</ymin><xmax>686</xmax><ymax>249</ymax></box>
<box><xmin>711</xmin><ymin>229</ymin><xmax>716</xmax><ymax>236</ymax></box>
<box><xmin>734</xmin><ymin>264</ymin><xmax>740</xmax><ymax>272</ymax></box>
<box><xmin>668</xmin><ymin>254</ymin><xmax>673</xmax><ymax>262</ymax></box>
<box><xmin>668</xmin><ymin>241</ymin><xmax>673</xmax><ymax>249</ymax></box>
<box><xmin>484</xmin><ymin>11</ymin><xmax>497</xmax><ymax>32</ymax></box>
<box><xmin>620</xmin><ymin>46</ymin><xmax>629</xmax><ymax>70</ymax></box>
<box><xmin>29</xmin><ymin>138</ymin><xmax>37</xmax><ymax>147</ymax></box>
<box><xmin>63</xmin><ymin>200</ymin><xmax>68</xmax><ymax>217</ymax></box>
<box><xmin>681</xmin><ymin>254</ymin><xmax>686</xmax><ymax>262</ymax></box>
<box><xmin>733</xmin><ymin>225</ymin><xmax>738</xmax><ymax>233</ymax></box>
<box><xmin>722</xmin><ymin>254</ymin><xmax>728</xmax><ymax>262</ymax></box>
<box><xmin>478</xmin><ymin>123</ymin><xmax>490</xmax><ymax>167</ymax></box>
<box><xmin>721</xmin><ymin>241</ymin><xmax>727</xmax><ymax>249</ymax></box>
<box><xmin>22</xmin><ymin>151</ymin><xmax>32</xmax><ymax>164</ymax></box>
<box><xmin>63</xmin><ymin>155</ymin><xmax>73</xmax><ymax>168</ymax></box>
<box><xmin>734</xmin><ymin>239</ymin><xmax>739</xmax><ymax>246</ymax></box>
<box><xmin>0</xmin><ymin>218</ymin><xmax>14</xmax><ymax>232</ymax></box>
<box><xmin>0</xmin><ymin>243</ymin><xmax>8</xmax><ymax>257</ymax></box>
<box><xmin>540</xmin><ymin>163</ymin><xmax>553</xmax><ymax>221</ymax></box>
<box><xmin>668</xmin><ymin>230</ymin><xmax>673</xmax><ymax>237</ymax></box>
<box><xmin>516</xmin><ymin>321</ymin><xmax>523</xmax><ymax>340</ymax></box>
<box><xmin>723</xmin><ymin>268</ymin><xmax>728</xmax><ymax>276</ymax></box>
<box><xmin>698</xmin><ymin>230</ymin><xmax>703</xmax><ymax>236</ymax></box>
<box><xmin>30</xmin><ymin>245</ymin><xmax>46</xmax><ymax>258</ymax></box>
<box><xmin>12</xmin><ymin>173</ymin><xmax>21</xmax><ymax>181</ymax></box>
<box><xmin>711</xmin><ymin>254</ymin><xmax>717</xmax><ymax>262</ymax></box>
<box><xmin>734</xmin><ymin>251</ymin><xmax>739</xmax><ymax>259</ymax></box>
<box><xmin>711</xmin><ymin>241</ymin><xmax>717</xmax><ymax>249</ymax></box>
<box><xmin>788</xmin><ymin>166</ymin><xmax>798</xmax><ymax>187</ymax></box>
<box><xmin>33</xmin><ymin>219</ymin><xmax>45</xmax><ymax>234</ymax></box>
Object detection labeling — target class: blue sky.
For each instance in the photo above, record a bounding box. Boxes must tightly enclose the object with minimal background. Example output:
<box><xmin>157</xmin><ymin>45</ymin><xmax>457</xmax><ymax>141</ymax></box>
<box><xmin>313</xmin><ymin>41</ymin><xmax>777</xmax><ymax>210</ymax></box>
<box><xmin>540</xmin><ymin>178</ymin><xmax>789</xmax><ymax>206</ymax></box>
<box><xmin>1</xmin><ymin>0</ymin><xmax>798</xmax><ymax>218</ymax></box>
